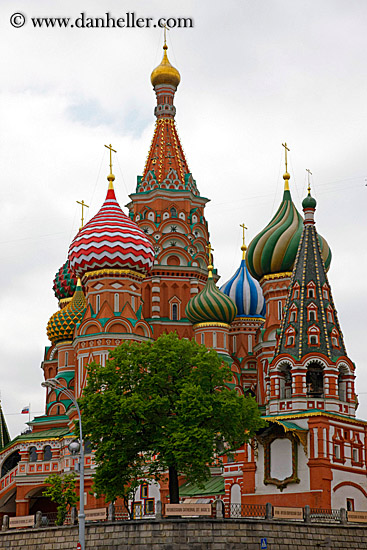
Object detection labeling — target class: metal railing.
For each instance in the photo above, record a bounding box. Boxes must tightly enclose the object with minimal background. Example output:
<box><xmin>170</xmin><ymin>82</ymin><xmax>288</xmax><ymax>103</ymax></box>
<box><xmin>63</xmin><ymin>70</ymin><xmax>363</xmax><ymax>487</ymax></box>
<box><xmin>310</xmin><ymin>508</ymin><xmax>341</xmax><ymax>523</ymax></box>
<box><xmin>225</xmin><ymin>503</ymin><xmax>266</xmax><ymax>519</ymax></box>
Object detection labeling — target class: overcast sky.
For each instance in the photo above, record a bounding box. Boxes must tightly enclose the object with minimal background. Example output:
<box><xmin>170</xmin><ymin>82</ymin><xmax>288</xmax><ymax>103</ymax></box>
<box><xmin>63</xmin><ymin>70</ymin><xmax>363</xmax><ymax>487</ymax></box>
<box><xmin>0</xmin><ymin>0</ymin><xmax>366</xmax><ymax>437</ymax></box>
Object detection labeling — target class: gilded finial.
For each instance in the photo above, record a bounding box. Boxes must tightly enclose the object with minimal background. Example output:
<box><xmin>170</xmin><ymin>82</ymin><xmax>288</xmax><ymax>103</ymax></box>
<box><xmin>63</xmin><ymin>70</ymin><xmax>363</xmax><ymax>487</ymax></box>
<box><xmin>76</xmin><ymin>200</ymin><xmax>89</xmax><ymax>230</ymax></box>
<box><xmin>163</xmin><ymin>23</ymin><xmax>168</xmax><ymax>48</ymax></box>
<box><xmin>150</xmin><ymin>30</ymin><xmax>181</xmax><ymax>88</ymax></box>
<box><xmin>206</xmin><ymin>243</ymin><xmax>214</xmax><ymax>278</ymax></box>
<box><xmin>76</xmin><ymin>277</ymin><xmax>82</xmax><ymax>287</ymax></box>
<box><xmin>306</xmin><ymin>168</ymin><xmax>312</xmax><ymax>195</ymax></box>
<box><xmin>282</xmin><ymin>142</ymin><xmax>291</xmax><ymax>190</ymax></box>
<box><xmin>240</xmin><ymin>223</ymin><xmax>248</xmax><ymax>260</ymax></box>
<box><xmin>104</xmin><ymin>144</ymin><xmax>117</xmax><ymax>189</ymax></box>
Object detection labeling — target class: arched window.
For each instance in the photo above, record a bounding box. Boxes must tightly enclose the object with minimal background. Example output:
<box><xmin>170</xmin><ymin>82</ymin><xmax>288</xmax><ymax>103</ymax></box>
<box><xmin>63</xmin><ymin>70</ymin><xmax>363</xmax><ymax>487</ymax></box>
<box><xmin>308</xmin><ymin>325</ymin><xmax>320</xmax><ymax>346</ymax></box>
<box><xmin>114</xmin><ymin>293</ymin><xmax>119</xmax><ymax>313</ymax></box>
<box><xmin>287</xmin><ymin>335</ymin><xmax>294</xmax><ymax>346</ymax></box>
<box><xmin>338</xmin><ymin>366</ymin><xmax>348</xmax><ymax>402</ymax></box>
<box><xmin>1</xmin><ymin>451</ymin><xmax>20</xmax><ymax>477</ymax></box>
<box><xmin>223</xmin><ymin>333</ymin><xmax>226</xmax><ymax>349</ymax></box>
<box><xmin>96</xmin><ymin>295</ymin><xmax>100</xmax><ymax>314</ymax></box>
<box><xmin>306</xmin><ymin>363</ymin><xmax>324</xmax><ymax>398</ymax></box>
<box><xmin>290</xmin><ymin>310</ymin><xmax>297</xmax><ymax>322</ymax></box>
<box><xmin>248</xmin><ymin>334</ymin><xmax>253</xmax><ymax>353</ymax></box>
<box><xmin>201</xmin><ymin>333</ymin><xmax>204</xmax><ymax>345</ymax></box>
<box><xmin>213</xmin><ymin>332</ymin><xmax>217</xmax><ymax>348</ymax></box>
<box><xmin>29</xmin><ymin>447</ymin><xmax>38</xmax><ymax>462</ymax></box>
<box><xmin>307</xmin><ymin>283</ymin><xmax>316</xmax><ymax>298</ymax></box>
<box><xmin>43</xmin><ymin>445</ymin><xmax>52</xmax><ymax>461</ymax></box>
<box><xmin>327</xmin><ymin>310</ymin><xmax>333</xmax><ymax>323</ymax></box>
<box><xmin>172</xmin><ymin>304</ymin><xmax>178</xmax><ymax>321</ymax></box>
<box><xmin>277</xmin><ymin>301</ymin><xmax>283</xmax><ymax>320</ymax></box>
<box><xmin>232</xmin><ymin>335</ymin><xmax>237</xmax><ymax>353</ymax></box>
<box><xmin>279</xmin><ymin>364</ymin><xmax>292</xmax><ymax>399</ymax></box>
<box><xmin>309</xmin><ymin>310</ymin><xmax>316</xmax><ymax>321</ymax></box>
<box><xmin>65</xmin><ymin>351</ymin><xmax>68</xmax><ymax>367</ymax></box>
<box><xmin>170</xmin><ymin>207</ymin><xmax>177</xmax><ymax>218</ymax></box>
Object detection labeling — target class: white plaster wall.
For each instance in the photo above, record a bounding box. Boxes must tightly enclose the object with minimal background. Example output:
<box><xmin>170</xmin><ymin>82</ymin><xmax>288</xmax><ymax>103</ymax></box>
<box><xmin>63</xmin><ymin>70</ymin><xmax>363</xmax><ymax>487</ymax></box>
<box><xmin>255</xmin><ymin>442</ymin><xmax>311</xmax><ymax>495</ymax></box>
<box><xmin>331</xmin><ymin>469</ymin><xmax>367</xmax><ymax>510</ymax></box>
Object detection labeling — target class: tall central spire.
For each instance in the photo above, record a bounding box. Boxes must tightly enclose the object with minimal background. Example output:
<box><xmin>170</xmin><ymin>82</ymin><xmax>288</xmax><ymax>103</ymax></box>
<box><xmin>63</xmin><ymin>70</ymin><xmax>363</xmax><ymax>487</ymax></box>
<box><xmin>137</xmin><ymin>39</ymin><xmax>198</xmax><ymax>195</ymax></box>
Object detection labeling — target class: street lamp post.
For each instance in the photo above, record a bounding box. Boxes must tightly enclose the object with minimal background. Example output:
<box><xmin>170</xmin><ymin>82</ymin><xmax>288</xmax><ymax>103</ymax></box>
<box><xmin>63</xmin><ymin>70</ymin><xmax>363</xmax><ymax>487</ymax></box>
<box><xmin>41</xmin><ymin>378</ymin><xmax>85</xmax><ymax>550</ymax></box>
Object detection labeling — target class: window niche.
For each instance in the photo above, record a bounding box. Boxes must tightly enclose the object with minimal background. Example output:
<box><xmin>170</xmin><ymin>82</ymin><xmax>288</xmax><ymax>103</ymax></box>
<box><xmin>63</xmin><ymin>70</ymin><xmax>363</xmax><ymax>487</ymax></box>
<box><xmin>306</xmin><ymin>363</ymin><xmax>324</xmax><ymax>398</ymax></box>
<box><xmin>259</xmin><ymin>426</ymin><xmax>301</xmax><ymax>491</ymax></box>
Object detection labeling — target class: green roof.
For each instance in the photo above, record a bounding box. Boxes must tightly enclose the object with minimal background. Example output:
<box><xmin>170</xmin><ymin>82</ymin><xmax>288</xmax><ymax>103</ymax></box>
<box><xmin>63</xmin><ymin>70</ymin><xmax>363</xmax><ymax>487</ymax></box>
<box><xmin>3</xmin><ymin>426</ymin><xmax>71</xmax><ymax>451</ymax></box>
<box><xmin>179</xmin><ymin>477</ymin><xmax>225</xmax><ymax>497</ymax></box>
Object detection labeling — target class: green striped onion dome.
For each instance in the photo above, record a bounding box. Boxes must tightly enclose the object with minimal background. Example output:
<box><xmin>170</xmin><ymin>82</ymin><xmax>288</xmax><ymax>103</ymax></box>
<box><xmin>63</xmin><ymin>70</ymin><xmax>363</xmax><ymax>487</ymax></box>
<box><xmin>186</xmin><ymin>276</ymin><xmax>237</xmax><ymax>325</ymax></box>
<box><xmin>47</xmin><ymin>281</ymin><xmax>86</xmax><ymax>345</ymax></box>
<box><xmin>53</xmin><ymin>260</ymin><xmax>77</xmax><ymax>301</ymax></box>
<box><xmin>246</xmin><ymin>188</ymin><xmax>331</xmax><ymax>280</ymax></box>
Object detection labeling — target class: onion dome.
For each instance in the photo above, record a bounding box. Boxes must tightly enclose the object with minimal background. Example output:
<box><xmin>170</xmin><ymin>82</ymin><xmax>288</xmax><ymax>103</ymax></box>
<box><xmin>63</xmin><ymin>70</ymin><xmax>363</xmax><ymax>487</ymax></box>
<box><xmin>246</xmin><ymin>172</ymin><xmax>331</xmax><ymax>280</ymax></box>
<box><xmin>186</xmin><ymin>248</ymin><xmax>237</xmax><ymax>325</ymax></box>
<box><xmin>220</xmin><ymin>246</ymin><xmax>265</xmax><ymax>318</ymax></box>
<box><xmin>302</xmin><ymin>190</ymin><xmax>317</xmax><ymax>210</ymax></box>
<box><xmin>47</xmin><ymin>280</ymin><xmax>86</xmax><ymax>345</ymax></box>
<box><xmin>53</xmin><ymin>260</ymin><xmax>77</xmax><ymax>303</ymax></box>
<box><xmin>151</xmin><ymin>43</ymin><xmax>180</xmax><ymax>88</ymax></box>
<box><xmin>68</xmin><ymin>178</ymin><xmax>154</xmax><ymax>278</ymax></box>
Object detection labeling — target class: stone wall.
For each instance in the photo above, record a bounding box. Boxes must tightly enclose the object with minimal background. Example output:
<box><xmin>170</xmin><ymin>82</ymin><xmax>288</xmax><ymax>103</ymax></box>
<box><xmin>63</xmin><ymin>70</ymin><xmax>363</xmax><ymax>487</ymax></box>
<box><xmin>0</xmin><ymin>518</ymin><xmax>366</xmax><ymax>550</ymax></box>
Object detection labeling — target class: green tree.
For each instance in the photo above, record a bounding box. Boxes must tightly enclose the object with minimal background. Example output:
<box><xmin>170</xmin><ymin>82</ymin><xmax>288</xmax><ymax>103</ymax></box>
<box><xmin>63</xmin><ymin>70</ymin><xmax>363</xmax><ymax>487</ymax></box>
<box><xmin>43</xmin><ymin>473</ymin><xmax>79</xmax><ymax>525</ymax></box>
<box><xmin>79</xmin><ymin>332</ymin><xmax>265</xmax><ymax>504</ymax></box>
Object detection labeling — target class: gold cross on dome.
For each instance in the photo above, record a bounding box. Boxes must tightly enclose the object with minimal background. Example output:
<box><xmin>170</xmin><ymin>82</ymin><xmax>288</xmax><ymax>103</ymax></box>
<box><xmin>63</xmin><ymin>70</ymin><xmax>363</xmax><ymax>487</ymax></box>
<box><xmin>240</xmin><ymin>223</ymin><xmax>247</xmax><ymax>247</ymax></box>
<box><xmin>206</xmin><ymin>243</ymin><xmax>214</xmax><ymax>278</ymax></box>
<box><xmin>240</xmin><ymin>223</ymin><xmax>248</xmax><ymax>259</ymax></box>
<box><xmin>282</xmin><ymin>142</ymin><xmax>290</xmax><ymax>172</ymax></box>
<box><xmin>104</xmin><ymin>143</ymin><xmax>117</xmax><ymax>175</ymax></box>
<box><xmin>76</xmin><ymin>199</ymin><xmax>89</xmax><ymax>229</ymax></box>
<box><xmin>206</xmin><ymin>243</ymin><xmax>214</xmax><ymax>265</ymax></box>
<box><xmin>163</xmin><ymin>23</ymin><xmax>169</xmax><ymax>46</ymax></box>
<box><xmin>306</xmin><ymin>168</ymin><xmax>312</xmax><ymax>194</ymax></box>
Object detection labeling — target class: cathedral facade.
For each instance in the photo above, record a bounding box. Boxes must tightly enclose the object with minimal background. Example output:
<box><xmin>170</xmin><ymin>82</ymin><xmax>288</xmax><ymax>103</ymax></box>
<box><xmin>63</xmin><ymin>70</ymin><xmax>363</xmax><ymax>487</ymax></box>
<box><xmin>0</xmin><ymin>41</ymin><xmax>365</xmax><ymax>519</ymax></box>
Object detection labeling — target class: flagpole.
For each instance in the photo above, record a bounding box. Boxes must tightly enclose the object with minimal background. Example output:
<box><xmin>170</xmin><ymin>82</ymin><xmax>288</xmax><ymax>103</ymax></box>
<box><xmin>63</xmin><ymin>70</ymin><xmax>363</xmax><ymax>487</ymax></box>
<box><xmin>28</xmin><ymin>403</ymin><xmax>30</xmax><ymax>424</ymax></box>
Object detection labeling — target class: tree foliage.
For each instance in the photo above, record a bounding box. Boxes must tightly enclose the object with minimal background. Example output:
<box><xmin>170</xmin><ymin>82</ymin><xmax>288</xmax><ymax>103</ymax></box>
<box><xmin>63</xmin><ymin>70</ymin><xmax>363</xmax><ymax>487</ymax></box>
<box><xmin>43</xmin><ymin>473</ymin><xmax>79</xmax><ymax>525</ymax></box>
<box><xmin>79</xmin><ymin>332</ymin><xmax>265</xmax><ymax>503</ymax></box>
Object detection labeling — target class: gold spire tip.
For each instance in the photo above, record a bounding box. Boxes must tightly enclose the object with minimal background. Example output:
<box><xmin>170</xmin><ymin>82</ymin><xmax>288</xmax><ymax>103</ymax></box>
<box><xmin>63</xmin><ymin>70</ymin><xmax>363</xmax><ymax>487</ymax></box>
<box><xmin>104</xmin><ymin>143</ymin><xmax>117</xmax><ymax>187</ymax></box>
<box><xmin>206</xmin><ymin>243</ymin><xmax>214</xmax><ymax>278</ymax></box>
<box><xmin>240</xmin><ymin>223</ymin><xmax>248</xmax><ymax>260</ymax></box>
<box><xmin>306</xmin><ymin>168</ymin><xmax>312</xmax><ymax>195</ymax></box>
<box><xmin>282</xmin><ymin>142</ymin><xmax>290</xmax><ymax>190</ymax></box>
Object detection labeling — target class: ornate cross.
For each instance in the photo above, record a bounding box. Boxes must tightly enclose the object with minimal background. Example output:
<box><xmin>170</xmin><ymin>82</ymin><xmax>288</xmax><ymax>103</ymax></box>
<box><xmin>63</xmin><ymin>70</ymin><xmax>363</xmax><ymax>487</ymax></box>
<box><xmin>163</xmin><ymin>23</ymin><xmax>169</xmax><ymax>46</ymax></box>
<box><xmin>240</xmin><ymin>223</ymin><xmax>248</xmax><ymax>259</ymax></box>
<box><xmin>76</xmin><ymin>200</ymin><xmax>89</xmax><ymax>229</ymax></box>
<box><xmin>206</xmin><ymin>243</ymin><xmax>214</xmax><ymax>265</ymax></box>
<box><xmin>240</xmin><ymin>223</ymin><xmax>248</xmax><ymax>247</ymax></box>
<box><xmin>282</xmin><ymin>142</ymin><xmax>290</xmax><ymax>172</ymax></box>
<box><xmin>306</xmin><ymin>168</ymin><xmax>312</xmax><ymax>194</ymax></box>
<box><xmin>104</xmin><ymin>143</ymin><xmax>117</xmax><ymax>175</ymax></box>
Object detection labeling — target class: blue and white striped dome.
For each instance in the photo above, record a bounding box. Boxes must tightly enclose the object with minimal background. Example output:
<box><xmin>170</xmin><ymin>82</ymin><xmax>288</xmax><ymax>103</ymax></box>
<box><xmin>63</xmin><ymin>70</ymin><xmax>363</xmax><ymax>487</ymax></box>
<box><xmin>220</xmin><ymin>259</ymin><xmax>266</xmax><ymax>318</ymax></box>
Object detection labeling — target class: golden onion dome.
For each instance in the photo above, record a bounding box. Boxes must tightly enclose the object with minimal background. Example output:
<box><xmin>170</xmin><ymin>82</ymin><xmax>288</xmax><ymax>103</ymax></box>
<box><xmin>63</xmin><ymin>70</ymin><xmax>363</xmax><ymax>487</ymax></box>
<box><xmin>151</xmin><ymin>44</ymin><xmax>181</xmax><ymax>88</ymax></box>
<box><xmin>47</xmin><ymin>280</ymin><xmax>86</xmax><ymax>345</ymax></box>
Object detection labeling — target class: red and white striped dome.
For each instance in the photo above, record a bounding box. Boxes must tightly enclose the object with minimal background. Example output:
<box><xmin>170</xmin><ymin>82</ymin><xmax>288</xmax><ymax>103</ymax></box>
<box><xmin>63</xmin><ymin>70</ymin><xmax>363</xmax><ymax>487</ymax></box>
<box><xmin>68</xmin><ymin>185</ymin><xmax>154</xmax><ymax>277</ymax></box>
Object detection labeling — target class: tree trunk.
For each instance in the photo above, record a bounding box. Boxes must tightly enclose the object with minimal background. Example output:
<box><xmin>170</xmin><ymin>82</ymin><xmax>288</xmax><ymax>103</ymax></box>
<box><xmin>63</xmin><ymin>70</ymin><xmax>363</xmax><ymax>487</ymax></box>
<box><xmin>168</xmin><ymin>465</ymin><xmax>179</xmax><ymax>503</ymax></box>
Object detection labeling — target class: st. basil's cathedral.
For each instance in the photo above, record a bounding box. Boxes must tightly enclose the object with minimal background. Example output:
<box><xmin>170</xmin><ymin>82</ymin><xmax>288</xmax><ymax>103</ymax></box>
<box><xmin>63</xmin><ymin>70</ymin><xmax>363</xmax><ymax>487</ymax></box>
<box><xmin>0</xmin><ymin>40</ymin><xmax>366</xmax><ymax>519</ymax></box>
